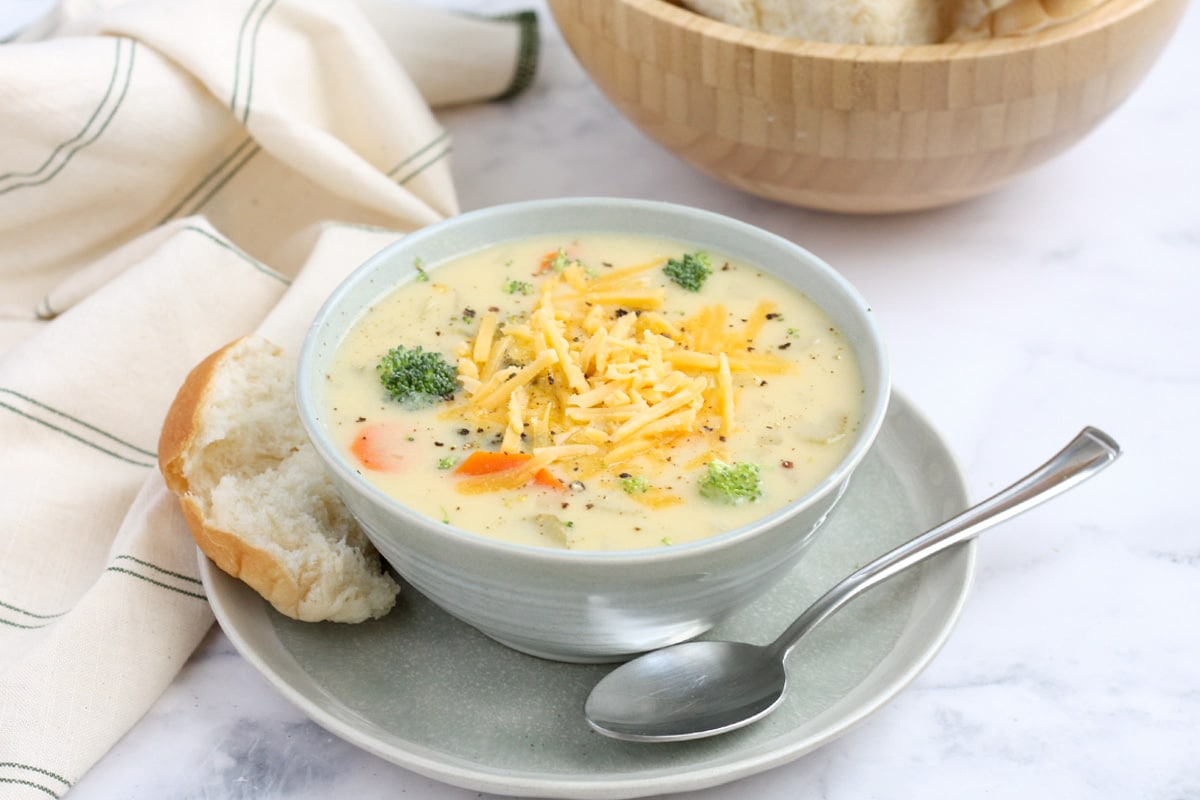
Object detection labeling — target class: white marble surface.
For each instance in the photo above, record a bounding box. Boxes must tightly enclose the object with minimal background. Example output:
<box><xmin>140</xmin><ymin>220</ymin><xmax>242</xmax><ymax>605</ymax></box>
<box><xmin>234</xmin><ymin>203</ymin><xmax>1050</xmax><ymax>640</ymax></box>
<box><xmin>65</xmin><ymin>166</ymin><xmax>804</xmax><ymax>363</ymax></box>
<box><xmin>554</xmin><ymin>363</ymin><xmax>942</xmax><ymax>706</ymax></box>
<box><xmin>69</xmin><ymin>1</ymin><xmax>1200</xmax><ymax>797</ymax></box>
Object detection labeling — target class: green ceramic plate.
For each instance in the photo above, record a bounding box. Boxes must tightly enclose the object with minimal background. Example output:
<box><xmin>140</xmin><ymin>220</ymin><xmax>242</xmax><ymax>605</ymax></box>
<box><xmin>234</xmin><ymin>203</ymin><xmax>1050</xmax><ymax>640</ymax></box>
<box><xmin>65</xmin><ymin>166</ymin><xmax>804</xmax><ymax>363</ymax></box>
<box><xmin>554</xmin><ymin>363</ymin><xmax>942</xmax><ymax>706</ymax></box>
<box><xmin>201</xmin><ymin>391</ymin><xmax>975</xmax><ymax>798</ymax></box>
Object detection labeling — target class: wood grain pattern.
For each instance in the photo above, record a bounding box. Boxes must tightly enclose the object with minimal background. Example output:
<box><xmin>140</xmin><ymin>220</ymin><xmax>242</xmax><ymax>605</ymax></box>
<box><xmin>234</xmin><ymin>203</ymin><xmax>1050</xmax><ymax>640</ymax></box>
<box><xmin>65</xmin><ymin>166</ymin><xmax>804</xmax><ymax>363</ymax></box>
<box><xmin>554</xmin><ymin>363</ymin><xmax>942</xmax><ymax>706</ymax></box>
<box><xmin>547</xmin><ymin>0</ymin><xmax>1185</xmax><ymax>213</ymax></box>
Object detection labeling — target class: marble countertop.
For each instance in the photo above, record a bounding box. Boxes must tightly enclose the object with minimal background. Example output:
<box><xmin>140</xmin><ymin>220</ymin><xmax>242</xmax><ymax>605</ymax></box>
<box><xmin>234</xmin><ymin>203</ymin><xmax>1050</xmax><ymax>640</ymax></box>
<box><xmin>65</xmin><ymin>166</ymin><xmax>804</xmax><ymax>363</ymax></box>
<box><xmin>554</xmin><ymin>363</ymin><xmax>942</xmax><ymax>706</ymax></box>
<box><xmin>69</xmin><ymin>1</ymin><xmax>1199</xmax><ymax>798</ymax></box>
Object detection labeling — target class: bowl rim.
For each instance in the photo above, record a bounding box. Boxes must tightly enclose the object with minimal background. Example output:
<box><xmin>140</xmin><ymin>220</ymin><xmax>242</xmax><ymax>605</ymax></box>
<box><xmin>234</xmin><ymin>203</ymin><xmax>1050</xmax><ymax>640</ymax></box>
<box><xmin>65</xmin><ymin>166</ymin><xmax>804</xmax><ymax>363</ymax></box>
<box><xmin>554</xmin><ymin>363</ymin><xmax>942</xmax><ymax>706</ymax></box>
<box><xmin>297</xmin><ymin>196</ymin><xmax>891</xmax><ymax>565</ymax></box>
<box><xmin>604</xmin><ymin>0</ymin><xmax>1160</xmax><ymax>60</ymax></box>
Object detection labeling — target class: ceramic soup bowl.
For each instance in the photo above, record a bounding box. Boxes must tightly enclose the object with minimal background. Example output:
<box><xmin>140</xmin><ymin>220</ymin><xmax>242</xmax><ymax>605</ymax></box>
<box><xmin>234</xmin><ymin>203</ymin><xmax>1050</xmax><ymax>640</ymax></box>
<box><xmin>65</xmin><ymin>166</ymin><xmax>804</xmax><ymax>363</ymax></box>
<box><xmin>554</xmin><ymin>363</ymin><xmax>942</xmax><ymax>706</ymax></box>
<box><xmin>297</xmin><ymin>198</ymin><xmax>890</xmax><ymax>662</ymax></box>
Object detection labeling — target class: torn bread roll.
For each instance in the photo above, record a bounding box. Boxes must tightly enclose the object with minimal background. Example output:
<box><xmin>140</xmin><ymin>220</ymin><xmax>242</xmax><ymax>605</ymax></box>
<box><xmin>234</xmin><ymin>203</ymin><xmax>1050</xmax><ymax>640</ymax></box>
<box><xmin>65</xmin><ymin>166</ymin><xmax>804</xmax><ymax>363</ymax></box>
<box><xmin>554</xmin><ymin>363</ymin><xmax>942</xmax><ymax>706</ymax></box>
<box><xmin>678</xmin><ymin>0</ymin><xmax>949</xmax><ymax>45</ymax></box>
<box><xmin>677</xmin><ymin>0</ymin><xmax>1107</xmax><ymax>44</ymax></box>
<box><xmin>158</xmin><ymin>335</ymin><xmax>400</xmax><ymax>622</ymax></box>
<box><xmin>948</xmin><ymin>0</ymin><xmax>1107</xmax><ymax>40</ymax></box>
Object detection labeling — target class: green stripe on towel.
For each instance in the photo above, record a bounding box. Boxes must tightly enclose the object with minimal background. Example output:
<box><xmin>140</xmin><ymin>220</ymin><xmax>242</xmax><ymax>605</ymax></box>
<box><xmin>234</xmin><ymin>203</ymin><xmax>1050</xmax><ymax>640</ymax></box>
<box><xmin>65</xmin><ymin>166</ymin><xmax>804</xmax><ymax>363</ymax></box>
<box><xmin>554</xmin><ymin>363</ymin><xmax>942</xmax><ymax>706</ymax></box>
<box><xmin>491</xmin><ymin>10</ymin><xmax>540</xmax><ymax>101</ymax></box>
<box><xmin>158</xmin><ymin>137</ymin><xmax>258</xmax><ymax>223</ymax></box>
<box><xmin>230</xmin><ymin>0</ymin><xmax>280</xmax><ymax>124</ymax></box>
<box><xmin>0</xmin><ymin>598</ymin><xmax>68</xmax><ymax>621</ymax></box>
<box><xmin>393</xmin><ymin>141</ymin><xmax>453</xmax><ymax>187</ymax></box>
<box><xmin>182</xmin><ymin>224</ymin><xmax>290</xmax><ymax>284</ymax></box>
<box><xmin>0</xmin><ymin>38</ymin><xmax>136</xmax><ymax>196</ymax></box>
<box><xmin>113</xmin><ymin>555</ymin><xmax>204</xmax><ymax>587</ymax></box>
<box><xmin>386</xmin><ymin>130</ymin><xmax>450</xmax><ymax>179</ymax></box>
<box><xmin>104</xmin><ymin>567</ymin><xmax>208</xmax><ymax>601</ymax></box>
<box><xmin>0</xmin><ymin>762</ymin><xmax>71</xmax><ymax>798</ymax></box>
<box><xmin>0</xmin><ymin>617</ymin><xmax>56</xmax><ymax>631</ymax></box>
<box><xmin>0</xmin><ymin>388</ymin><xmax>156</xmax><ymax>467</ymax></box>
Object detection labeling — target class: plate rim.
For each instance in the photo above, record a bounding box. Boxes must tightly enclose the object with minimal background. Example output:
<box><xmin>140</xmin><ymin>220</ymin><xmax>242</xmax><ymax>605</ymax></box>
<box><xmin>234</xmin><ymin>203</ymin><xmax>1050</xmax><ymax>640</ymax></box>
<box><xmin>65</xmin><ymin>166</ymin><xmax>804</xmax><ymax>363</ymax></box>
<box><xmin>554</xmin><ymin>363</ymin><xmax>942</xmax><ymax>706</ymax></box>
<box><xmin>200</xmin><ymin>390</ymin><xmax>976</xmax><ymax>798</ymax></box>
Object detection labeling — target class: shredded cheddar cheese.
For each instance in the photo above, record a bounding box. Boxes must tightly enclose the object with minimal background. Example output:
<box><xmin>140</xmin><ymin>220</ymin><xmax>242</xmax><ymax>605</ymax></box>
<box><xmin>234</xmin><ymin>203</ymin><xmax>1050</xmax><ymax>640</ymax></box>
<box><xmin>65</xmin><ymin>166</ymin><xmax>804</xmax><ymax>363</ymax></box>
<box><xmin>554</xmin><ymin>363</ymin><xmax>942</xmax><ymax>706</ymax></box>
<box><xmin>442</xmin><ymin>257</ymin><xmax>796</xmax><ymax>480</ymax></box>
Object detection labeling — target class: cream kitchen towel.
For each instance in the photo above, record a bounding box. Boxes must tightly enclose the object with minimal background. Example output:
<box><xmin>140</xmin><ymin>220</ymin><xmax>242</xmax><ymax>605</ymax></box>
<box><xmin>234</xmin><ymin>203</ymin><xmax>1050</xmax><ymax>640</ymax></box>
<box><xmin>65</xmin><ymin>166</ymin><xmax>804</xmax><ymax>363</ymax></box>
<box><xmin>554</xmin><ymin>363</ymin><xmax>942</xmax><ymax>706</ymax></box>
<box><xmin>0</xmin><ymin>1</ymin><xmax>538</xmax><ymax>796</ymax></box>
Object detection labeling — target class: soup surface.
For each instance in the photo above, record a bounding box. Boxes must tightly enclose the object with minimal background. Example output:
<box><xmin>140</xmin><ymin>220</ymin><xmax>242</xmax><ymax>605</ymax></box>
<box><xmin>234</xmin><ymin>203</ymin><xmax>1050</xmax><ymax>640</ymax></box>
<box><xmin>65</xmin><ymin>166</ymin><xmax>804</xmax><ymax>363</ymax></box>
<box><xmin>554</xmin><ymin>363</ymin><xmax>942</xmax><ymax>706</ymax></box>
<box><xmin>322</xmin><ymin>233</ymin><xmax>864</xmax><ymax>551</ymax></box>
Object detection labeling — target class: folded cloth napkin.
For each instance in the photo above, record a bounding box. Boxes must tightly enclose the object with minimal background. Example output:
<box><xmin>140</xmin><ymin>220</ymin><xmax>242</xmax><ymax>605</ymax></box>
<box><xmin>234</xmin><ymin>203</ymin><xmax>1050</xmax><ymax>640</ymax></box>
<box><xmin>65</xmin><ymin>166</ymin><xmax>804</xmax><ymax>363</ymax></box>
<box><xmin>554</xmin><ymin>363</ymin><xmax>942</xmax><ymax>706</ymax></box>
<box><xmin>0</xmin><ymin>1</ymin><xmax>537</xmax><ymax>796</ymax></box>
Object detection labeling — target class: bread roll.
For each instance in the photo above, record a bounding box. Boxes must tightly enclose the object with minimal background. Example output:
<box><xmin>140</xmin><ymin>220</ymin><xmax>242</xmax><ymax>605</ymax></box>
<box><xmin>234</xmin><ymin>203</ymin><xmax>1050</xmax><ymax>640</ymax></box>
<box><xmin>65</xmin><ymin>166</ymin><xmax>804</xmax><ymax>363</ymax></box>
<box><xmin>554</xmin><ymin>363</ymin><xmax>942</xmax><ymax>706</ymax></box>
<box><xmin>679</xmin><ymin>0</ymin><xmax>1107</xmax><ymax>44</ymax></box>
<box><xmin>947</xmin><ymin>0</ymin><xmax>1106</xmax><ymax>40</ymax></box>
<box><xmin>159</xmin><ymin>335</ymin><xmax>400</xmax><ymax>622</ymax></box>
<box><xmin>679</xmin><ymin>0</ymin><xmax>948</xmax><ymax>45</ymax></box>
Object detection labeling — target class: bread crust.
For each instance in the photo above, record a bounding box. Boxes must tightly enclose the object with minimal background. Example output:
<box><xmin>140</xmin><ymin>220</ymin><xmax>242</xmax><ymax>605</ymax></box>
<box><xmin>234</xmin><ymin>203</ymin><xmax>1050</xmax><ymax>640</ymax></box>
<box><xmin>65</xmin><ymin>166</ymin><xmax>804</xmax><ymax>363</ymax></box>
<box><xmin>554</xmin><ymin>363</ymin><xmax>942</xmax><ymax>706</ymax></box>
<box><xmin>947</xmin><ymin>0</ymin><xmax>1107</xmax><ymax>40</ymax></box>
<box><xmin>158</xmin><ymin>338</ymin><xmax>297</xmax><ymax>612</ymax></box>
<box><xmin>158</xmin><ymin>336</ymin><xmax>398</xmax><ymax>622</ymax></box>
<box><xmin>158</xmin><ymin>338</ymin><xmax>237</xmax><ymax>498</ymax></box>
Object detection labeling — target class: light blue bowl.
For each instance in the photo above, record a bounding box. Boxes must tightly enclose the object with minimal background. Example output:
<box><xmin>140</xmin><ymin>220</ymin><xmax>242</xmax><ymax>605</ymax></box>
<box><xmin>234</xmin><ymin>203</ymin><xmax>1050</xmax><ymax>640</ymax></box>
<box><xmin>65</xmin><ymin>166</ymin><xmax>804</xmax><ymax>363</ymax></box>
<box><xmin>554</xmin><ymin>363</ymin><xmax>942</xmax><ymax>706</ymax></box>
<box><xmin>297</xmin><ymin>198</ymin><xmax>890</xmax><ymax>662</ymax></box>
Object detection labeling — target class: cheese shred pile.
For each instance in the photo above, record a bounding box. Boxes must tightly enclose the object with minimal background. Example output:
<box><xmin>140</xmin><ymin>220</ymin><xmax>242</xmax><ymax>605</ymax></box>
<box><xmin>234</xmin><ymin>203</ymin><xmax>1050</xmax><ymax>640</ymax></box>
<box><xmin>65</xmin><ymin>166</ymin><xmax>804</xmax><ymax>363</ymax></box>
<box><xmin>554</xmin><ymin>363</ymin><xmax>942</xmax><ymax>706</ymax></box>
<box><xmin>447</xmin><ymin>257</ymin><xmax>795</xmax><ymax>490</ymax></box>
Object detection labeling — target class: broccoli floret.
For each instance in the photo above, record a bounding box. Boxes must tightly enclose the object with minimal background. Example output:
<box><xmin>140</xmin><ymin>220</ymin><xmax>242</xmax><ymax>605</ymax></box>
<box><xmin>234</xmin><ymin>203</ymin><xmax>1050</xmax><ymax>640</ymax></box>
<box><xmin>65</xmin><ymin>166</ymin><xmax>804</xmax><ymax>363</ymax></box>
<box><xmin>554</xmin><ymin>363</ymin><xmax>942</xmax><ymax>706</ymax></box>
<box><xmin>698</xmin><ymin>459</ymin><xmax>763</xmax><ymax>505</ymax></box>
<box><xmin>663</xmin><ymin>252</ymin><xmax>712</xmax><ymax>292</ymax></box>
<box><xmin>376</xmin><ymin>345</ymin><xmax>458</xmax><ymax>405</ymax></box>
<box><xmin>413</xmin><ymin>257</ymin><xmax>430</xmax><ymax>282</ymax></box>
<box><xmin>619</xmin><ymin>474</ymin><xmax>650</xmax><ymax>494</ymax></box>
<box><xmin>503</xmin><ymin>277</ymin><xmax>533</xmax><ymax>295</ymax></box>
<box><xmin>548</xmin><ymin>247</ymin><xmax>575</xmax><ymax>272</ymax></box>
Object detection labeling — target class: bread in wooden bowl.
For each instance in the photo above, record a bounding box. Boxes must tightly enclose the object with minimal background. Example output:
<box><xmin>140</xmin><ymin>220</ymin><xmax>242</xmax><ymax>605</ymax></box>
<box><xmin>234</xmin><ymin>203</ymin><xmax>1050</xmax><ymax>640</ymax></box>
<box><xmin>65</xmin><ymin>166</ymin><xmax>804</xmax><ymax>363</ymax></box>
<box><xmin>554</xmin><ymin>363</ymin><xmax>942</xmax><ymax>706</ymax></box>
<box><xmin>675</xmin><ymin>0</ymin><xmax>1111</xmax><ymax>44</ymax></box>
<box><xmin>159</xmin><ymin>335</ymin><xmax>399</xmax><ymax>622</ymax></box>
<box><xmin>678</xmin><ymin>0</ymin><xmax>948</xmax><ymax>45</ymax></box>
<box><xmin>949</xmin><ymin>0</ymin><xmax>1111</xmax><ymax>39</ymax></box>
<box><xmin>548</xmin><ymin>0</ymin><xmax>1186</xmax><ymax>212</ymax></box>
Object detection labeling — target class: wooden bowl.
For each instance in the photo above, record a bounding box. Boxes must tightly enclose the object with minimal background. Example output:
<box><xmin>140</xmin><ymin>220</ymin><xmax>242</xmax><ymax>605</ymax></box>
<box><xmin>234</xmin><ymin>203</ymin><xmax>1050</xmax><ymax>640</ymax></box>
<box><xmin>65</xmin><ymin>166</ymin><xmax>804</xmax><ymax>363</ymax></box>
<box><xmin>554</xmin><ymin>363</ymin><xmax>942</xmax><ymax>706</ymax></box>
<box><xmin>546</xmin><ymin>0</ymin><xmax>1186</xmax><ymax>213</ymax></box>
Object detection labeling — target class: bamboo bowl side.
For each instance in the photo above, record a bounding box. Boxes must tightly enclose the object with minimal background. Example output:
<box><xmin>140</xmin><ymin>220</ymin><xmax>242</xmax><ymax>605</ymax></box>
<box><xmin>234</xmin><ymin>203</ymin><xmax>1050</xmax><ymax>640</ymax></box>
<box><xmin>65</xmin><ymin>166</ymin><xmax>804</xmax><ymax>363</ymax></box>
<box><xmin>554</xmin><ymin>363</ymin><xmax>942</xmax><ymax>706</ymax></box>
<box><xmin>547</xmin><ymin>0</ymin><xmax>1186</xmax><ymax>213</ymax></box>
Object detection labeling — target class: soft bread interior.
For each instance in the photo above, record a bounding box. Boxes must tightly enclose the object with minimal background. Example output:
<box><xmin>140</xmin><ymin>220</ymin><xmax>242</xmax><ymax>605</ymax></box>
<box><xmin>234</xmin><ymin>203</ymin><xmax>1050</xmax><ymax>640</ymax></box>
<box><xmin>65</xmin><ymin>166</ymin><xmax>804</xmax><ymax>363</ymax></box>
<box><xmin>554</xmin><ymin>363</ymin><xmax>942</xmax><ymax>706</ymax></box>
<box><xmin>159</xmin><ymin>336</ymin><xmax>399</xmax><ymax>623</ymax></box>
<box><xmin>678</xmin><ymin>0</ymin><xmax>1106</xmax><ymax>44</ymax></box>
<box><xmin>679</xmin><ymin>0</ymin><xmax>949</xmax><ymax>45</ymax></box>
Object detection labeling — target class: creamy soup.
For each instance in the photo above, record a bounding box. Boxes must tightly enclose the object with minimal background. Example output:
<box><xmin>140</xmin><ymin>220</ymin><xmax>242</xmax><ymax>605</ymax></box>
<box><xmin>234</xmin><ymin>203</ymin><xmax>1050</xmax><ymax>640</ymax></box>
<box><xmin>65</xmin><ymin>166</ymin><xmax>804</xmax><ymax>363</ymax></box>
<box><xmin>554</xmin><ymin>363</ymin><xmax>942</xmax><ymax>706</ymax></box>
<box><xmin>321</xmin><ymin>233</ymin><xmax>863</xmax><ymax>551</ymax></box>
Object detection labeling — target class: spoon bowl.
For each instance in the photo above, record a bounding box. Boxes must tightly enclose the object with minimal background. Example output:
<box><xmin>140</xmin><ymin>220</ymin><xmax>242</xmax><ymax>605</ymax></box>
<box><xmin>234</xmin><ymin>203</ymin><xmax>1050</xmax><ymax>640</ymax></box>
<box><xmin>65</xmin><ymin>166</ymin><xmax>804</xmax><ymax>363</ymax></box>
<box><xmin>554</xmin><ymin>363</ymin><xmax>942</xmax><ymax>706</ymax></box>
<box><xmin>586</xmin><ymin>427</ymin><xmax>1121</xmax><ymax>741</ymax></box>
<box><xmin>585</xmin><ymin>641</ymin><xmax>788</xmax><ymax>741</ymax></box>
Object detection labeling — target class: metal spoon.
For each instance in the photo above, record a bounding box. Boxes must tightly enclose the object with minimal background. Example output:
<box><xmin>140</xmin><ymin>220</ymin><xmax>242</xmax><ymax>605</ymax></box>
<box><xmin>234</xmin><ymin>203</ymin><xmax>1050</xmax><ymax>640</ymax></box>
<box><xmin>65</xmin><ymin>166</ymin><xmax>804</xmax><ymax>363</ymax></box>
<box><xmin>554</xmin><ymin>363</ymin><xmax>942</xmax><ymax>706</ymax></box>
<box><xmin>585</xmin><ymin>426</ymin><xmax>1121</xmax><ymax>742</ymax></box>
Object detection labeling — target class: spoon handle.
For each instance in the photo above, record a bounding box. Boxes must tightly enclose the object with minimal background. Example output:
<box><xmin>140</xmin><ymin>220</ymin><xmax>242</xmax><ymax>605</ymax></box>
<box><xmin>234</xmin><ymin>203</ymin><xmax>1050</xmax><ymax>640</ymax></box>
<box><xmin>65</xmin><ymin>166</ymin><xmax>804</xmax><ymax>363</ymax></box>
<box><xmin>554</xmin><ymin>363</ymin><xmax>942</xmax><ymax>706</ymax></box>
<box><xmin>767</xmin><ymin>426</ymin><xmax>1121</xmax><ymax>660</ymax></box>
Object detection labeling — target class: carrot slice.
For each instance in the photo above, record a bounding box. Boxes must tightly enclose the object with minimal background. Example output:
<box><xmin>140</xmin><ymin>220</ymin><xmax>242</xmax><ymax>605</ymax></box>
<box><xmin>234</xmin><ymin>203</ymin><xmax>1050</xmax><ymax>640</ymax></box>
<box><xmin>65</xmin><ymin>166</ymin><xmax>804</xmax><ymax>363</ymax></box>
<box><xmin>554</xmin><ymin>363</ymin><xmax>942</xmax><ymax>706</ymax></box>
<box><xmin>538</xmin><ymin>247</ymin><xmax>579</xmax><ymax>275</ymax></box>
<box><xmin>538</xmin><ymin>250</ymin><xmax>561</xmax><ymax>274</ymax></box>
<box><xmin>349</xmin><ymin>424</ymin><xmax>410</xmax><ymax>472</ymax></box>
<box><xmin>454</xmin><ymin>451</ymin><xmax>565</xmax><ymax>490</ymax></box>
<box><xmin>455</xmin><ymin>451</ymin><xmax>532</xmax><ymax>475</ymax></box>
